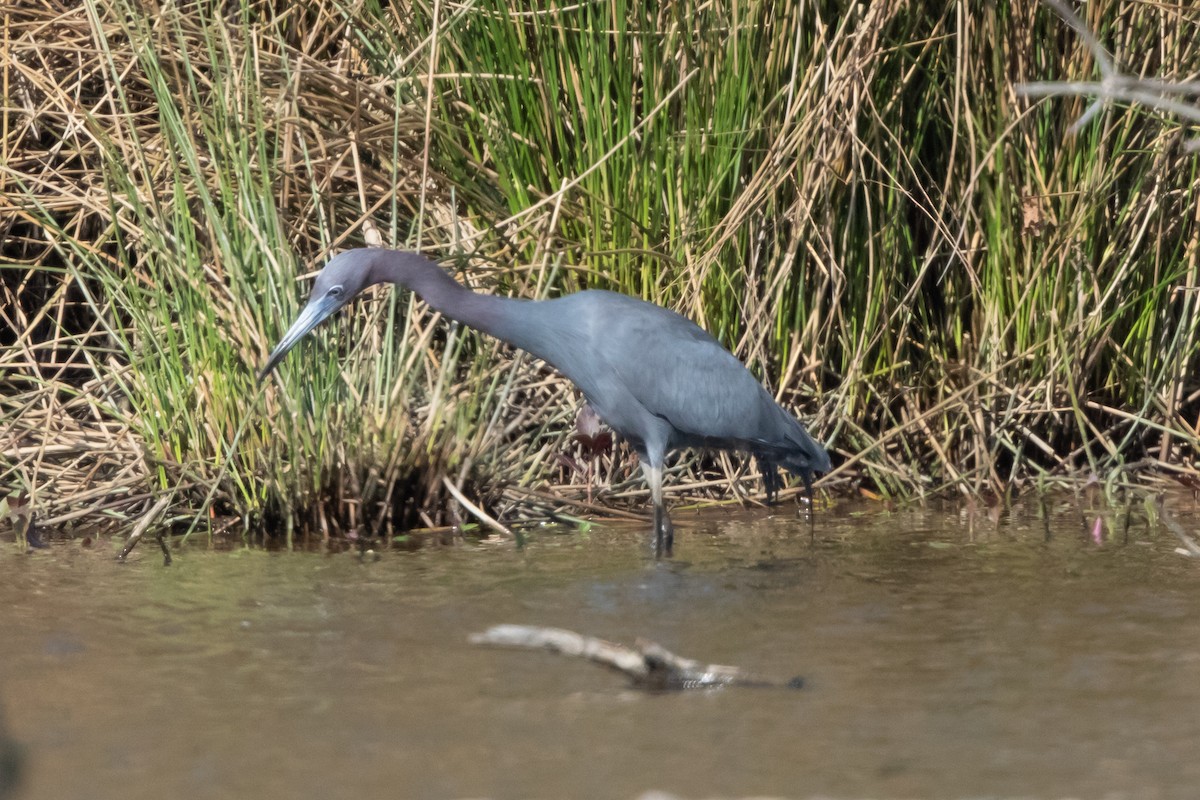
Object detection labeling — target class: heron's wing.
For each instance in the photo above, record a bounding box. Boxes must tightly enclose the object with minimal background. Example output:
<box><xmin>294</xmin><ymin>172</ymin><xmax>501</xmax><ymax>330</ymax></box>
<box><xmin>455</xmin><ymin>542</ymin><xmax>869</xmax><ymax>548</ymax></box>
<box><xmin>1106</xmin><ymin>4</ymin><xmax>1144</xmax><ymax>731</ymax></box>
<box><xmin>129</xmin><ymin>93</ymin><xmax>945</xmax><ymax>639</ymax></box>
<box><xmin>595</xmin><ymin>299</ymin><xmax>802</xmax><ymax>449</ymax></box>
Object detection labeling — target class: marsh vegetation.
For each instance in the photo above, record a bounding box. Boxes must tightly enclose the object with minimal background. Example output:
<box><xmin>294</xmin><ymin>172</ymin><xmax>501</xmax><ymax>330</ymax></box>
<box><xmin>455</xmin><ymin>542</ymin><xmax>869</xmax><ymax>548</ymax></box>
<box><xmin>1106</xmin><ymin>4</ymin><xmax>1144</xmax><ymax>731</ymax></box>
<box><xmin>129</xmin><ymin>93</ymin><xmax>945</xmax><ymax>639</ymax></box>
<box><xmin>3</xmin><ymin>0</ymin><xmax>1199</xmax><ymax>543</ymax></box>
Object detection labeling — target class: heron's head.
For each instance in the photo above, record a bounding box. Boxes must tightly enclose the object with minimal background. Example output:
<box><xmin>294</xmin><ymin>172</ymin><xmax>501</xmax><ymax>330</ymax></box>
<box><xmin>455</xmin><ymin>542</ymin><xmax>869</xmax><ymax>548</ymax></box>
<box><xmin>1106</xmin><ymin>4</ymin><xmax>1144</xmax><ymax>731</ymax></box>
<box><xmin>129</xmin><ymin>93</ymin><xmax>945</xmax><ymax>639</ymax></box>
<box><xmin>258</xmin><ymin>250</ymin><xmax>382</xmax><ymax>382</ymax></box>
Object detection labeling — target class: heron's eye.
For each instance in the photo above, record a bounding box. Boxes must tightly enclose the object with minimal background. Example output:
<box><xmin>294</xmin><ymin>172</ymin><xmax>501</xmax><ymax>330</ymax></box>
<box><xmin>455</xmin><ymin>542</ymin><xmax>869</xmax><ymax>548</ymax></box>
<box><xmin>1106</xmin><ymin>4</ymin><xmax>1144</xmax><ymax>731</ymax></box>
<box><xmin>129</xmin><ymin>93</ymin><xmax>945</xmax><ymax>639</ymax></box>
<box><xmin>327</xmin><ymin>285</ymin><xmax>345</xmax><ymax>300</ymax></box>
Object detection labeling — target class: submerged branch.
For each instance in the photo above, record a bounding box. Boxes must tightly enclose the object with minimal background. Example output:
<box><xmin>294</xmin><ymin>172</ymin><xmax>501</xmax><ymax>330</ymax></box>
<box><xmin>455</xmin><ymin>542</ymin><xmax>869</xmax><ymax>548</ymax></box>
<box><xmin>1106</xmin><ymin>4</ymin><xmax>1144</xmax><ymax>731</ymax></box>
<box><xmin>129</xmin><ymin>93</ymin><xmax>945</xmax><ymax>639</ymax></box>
<box><xmin>1157</xmin><ymin>500</ymin><xmax>1200</xmax><ymax>558</ymax></box>
<box><xmin>470</xmin><ymin>624</ymin><xmax>802</xmax><ymax>691</ymax></box>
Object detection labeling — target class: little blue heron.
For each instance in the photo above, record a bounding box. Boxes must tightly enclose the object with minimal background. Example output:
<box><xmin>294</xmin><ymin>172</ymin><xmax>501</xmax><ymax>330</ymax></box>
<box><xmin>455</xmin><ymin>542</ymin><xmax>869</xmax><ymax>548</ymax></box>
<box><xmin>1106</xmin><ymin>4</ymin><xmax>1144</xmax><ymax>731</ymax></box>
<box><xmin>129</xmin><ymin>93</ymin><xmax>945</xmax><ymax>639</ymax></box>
<box><xmin>260</xmin><ymin>248</ymin><xmax>831</xmax><ymax>554</ymax></box>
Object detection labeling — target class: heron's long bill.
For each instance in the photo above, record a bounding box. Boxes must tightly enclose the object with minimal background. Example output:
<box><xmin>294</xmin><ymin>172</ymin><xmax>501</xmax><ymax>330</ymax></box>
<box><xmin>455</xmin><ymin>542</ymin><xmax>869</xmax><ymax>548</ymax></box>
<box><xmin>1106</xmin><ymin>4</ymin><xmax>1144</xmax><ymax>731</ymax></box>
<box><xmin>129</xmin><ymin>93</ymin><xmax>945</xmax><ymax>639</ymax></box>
<box><xmin>257</xmin><ymin>295</ymin><xmax>341</xmax><ymax>383</ymax></box>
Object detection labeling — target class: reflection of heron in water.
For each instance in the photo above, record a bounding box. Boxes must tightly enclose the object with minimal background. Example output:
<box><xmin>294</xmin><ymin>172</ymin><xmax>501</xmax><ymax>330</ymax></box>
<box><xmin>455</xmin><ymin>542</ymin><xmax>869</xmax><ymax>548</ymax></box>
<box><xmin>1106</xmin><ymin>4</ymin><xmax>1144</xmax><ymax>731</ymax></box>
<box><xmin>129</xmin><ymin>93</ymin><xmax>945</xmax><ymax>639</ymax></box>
<box><xmin>0</xmin><ymin>707</ymin><xmax>22</xmax><ymax>800</ymax></box>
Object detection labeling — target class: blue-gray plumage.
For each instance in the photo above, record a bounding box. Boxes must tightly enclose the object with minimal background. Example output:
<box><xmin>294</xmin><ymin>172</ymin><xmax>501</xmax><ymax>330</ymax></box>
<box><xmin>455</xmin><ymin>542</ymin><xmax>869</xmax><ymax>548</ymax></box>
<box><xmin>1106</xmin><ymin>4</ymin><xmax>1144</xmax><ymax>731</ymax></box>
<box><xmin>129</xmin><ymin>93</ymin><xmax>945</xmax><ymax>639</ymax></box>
<box><xmin>260</xmin><ymin>248</ymin><xmax>832</xmax><ymax>555</ymax></box>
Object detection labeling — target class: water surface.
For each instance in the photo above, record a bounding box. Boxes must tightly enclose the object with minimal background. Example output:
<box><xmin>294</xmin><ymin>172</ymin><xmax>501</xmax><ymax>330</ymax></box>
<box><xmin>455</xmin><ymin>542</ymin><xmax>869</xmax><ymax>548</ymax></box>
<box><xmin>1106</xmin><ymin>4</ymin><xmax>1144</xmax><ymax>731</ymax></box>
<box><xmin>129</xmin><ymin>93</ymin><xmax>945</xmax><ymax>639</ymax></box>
<box><xmin>1</xmin><ymin>501</ymin><xmax>1198</xmax><ymax>799</ymax></box>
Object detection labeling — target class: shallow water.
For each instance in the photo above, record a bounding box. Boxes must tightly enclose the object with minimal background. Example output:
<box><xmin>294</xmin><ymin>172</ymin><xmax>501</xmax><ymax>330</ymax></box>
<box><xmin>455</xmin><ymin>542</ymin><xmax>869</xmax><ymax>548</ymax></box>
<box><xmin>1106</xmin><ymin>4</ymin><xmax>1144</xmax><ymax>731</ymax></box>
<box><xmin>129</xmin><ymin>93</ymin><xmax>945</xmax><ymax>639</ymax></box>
<box><xmin>1</xmin><ymin>501</ymin><xmax>1199</xmax><ymax>800</ymax></box>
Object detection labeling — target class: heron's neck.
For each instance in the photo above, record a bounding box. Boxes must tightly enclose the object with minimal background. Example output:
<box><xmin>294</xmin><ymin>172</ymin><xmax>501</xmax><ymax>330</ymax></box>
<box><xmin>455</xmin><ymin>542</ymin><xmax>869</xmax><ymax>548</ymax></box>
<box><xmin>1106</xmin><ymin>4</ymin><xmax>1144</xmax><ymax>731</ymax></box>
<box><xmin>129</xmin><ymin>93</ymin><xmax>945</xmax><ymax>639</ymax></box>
<box><xmin>370</xmin><ymin>250</ymin><xmax>547</xmax><ymax>356</ymax></box>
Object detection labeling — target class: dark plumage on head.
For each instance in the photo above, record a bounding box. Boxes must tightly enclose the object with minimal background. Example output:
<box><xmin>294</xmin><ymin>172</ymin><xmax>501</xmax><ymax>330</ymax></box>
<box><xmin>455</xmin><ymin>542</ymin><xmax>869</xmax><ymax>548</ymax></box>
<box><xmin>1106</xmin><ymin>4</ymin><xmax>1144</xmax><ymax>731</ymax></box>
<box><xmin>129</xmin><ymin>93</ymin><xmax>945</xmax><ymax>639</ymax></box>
<box><xmin>258</xmin><ymin>250</ymin><xmax>384</xmax><ymax>382</ymax></box>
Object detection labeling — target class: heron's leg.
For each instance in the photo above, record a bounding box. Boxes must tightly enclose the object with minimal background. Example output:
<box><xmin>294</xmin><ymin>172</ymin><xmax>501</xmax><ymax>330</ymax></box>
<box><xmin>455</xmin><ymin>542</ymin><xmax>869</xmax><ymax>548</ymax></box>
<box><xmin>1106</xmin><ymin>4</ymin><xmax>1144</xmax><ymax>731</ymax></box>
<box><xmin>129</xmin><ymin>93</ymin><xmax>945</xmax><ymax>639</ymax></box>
<box><xmin>640</xmin><ymin>461</ymin><xmax>673</xmax><ymax>557</ymax></box>
<box><xmin>802</xmin><ymin>470</ymin><xmax>815</xmax><ymax>531</ymax></box>
<box><xmin>660</xmin><ymin>505</ymin><xmax>674</xmax><ymax>556</ymax></box>
<box><xmin>758</xmin><ymin>457</ymin><xmax>780</xmax><ymax>505</ymax></box>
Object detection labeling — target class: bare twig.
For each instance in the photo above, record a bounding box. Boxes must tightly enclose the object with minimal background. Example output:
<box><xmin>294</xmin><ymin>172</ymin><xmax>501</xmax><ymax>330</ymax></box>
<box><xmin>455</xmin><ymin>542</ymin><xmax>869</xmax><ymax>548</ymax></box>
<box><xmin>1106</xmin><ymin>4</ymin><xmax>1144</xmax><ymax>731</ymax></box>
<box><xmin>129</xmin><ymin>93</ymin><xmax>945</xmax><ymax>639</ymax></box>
<box><xmin>1017</xmin><ymin>0</ymin><xmax>1200</xmax><ymax>149</ymax></box>
<box><xmin>442</xmin><ymin>476</ymin><xmax>514</xmax><ymax>539</ymax></box>
<box><xmin>117</xmin><ymin>494</ymin><xmax>174</xmax><ymax>565</ymax></box>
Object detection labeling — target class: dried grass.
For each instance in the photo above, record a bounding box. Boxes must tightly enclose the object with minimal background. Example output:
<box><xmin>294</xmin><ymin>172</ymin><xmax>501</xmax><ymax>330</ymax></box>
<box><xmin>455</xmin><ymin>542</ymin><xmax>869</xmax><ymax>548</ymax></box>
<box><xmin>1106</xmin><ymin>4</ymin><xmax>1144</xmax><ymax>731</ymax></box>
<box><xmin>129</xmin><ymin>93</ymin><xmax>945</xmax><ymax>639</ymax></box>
<box><xmin>3</xmin><ymin>0</ymin><xmax>1200</xmax><ymax>544</ymax></box>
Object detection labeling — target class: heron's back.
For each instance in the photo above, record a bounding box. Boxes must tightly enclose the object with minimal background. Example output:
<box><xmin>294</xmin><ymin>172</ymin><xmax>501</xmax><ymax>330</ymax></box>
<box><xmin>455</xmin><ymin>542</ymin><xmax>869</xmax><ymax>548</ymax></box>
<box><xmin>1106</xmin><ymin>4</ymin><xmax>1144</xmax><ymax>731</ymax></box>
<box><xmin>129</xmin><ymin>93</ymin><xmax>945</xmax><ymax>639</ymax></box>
<box><xmin>517</xmin><ymin>290</ymin><xmax>827</xmax><ymax>474</ymax></box>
